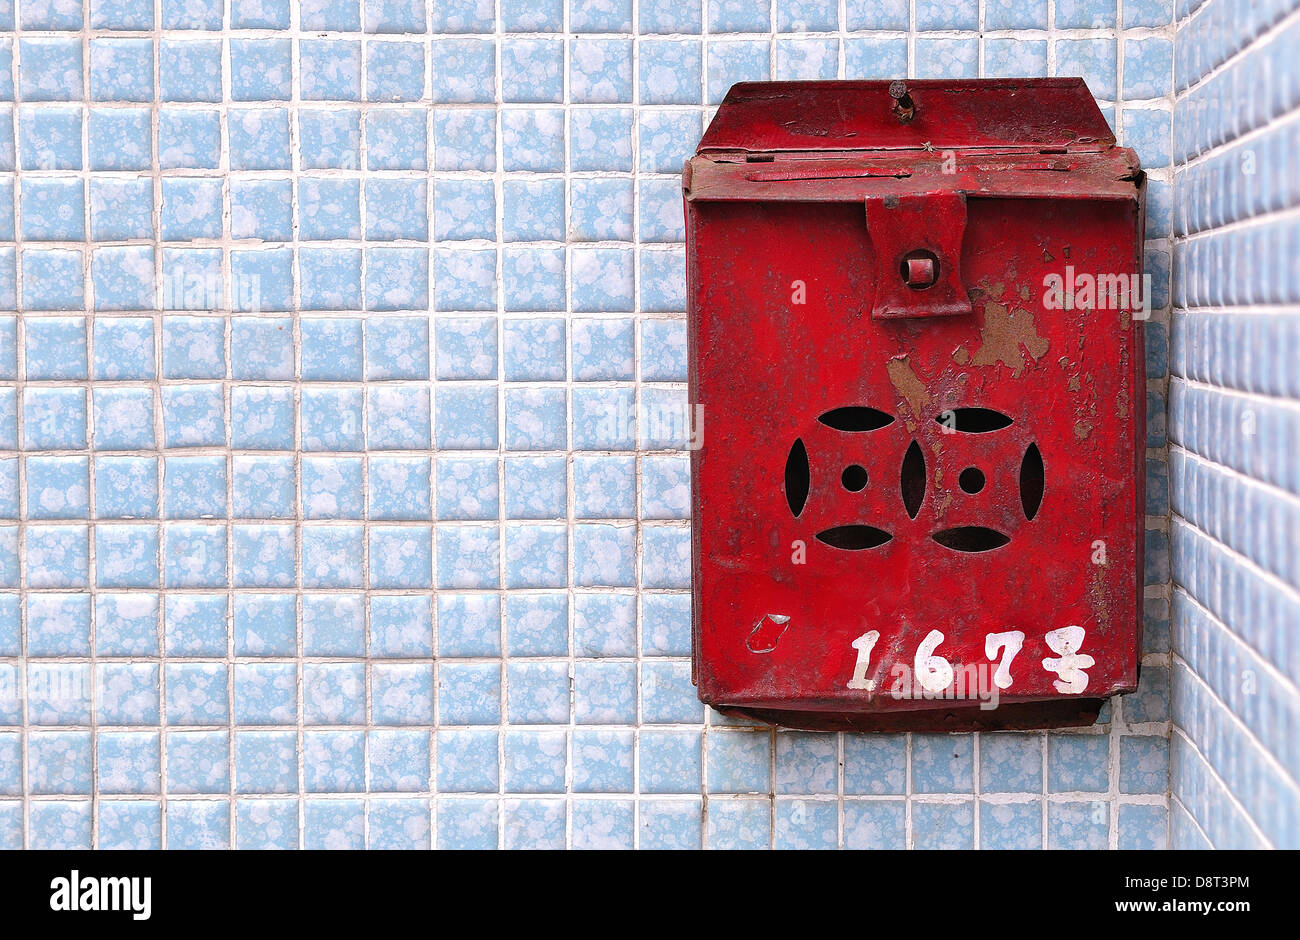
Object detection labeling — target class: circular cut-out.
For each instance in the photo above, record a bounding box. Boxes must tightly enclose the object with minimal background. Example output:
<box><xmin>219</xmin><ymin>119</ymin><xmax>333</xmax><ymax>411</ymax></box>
<box><xmin>842</xmin><ymin>465</ymin><xmax>868</xmax><ymax>492</ymax></box>
<box><xmin>959</xmin><ymin>466</ymin><xmax>985</xmax><ymax>494</ymax></box>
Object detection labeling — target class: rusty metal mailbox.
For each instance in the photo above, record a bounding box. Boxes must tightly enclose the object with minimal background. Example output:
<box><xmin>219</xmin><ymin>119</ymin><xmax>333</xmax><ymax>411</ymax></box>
<box><xmin>685</xmin><ymin>79</ymin><xmax>1147</xmax><ymax>731</ymax></box>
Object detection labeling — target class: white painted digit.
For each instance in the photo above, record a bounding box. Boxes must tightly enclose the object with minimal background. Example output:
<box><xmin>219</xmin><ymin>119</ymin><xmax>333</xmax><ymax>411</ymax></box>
<box><xmin>847</xmin><ymin>630</ymin><xmax>880</xmax><ymax>690</ymax></box>
<box><xmin>914</xmin><ymin>629</ymin><xmax>954</xmax><ymax>693</ymax></box>
<box><xmin>1042</xmin><ymin>625</ymin><xmax>1096</xmax><ymax>694</ymax></box>
<box><xmin>984</xmin><ymin>630</ymin><xmax>1026</xmax><ymax>690</ymax></box>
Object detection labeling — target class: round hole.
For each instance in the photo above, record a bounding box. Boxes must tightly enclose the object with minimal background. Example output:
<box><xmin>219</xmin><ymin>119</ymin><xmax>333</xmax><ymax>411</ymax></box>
<box><xmin>842</xmin><ymin>465</ymin><xmax>868</xmax><ymax>492</ymax></box>
<box><xmin>959</xmin><ymin>467</ymin><xmax>985</xmax><ymax>494</ymax></box>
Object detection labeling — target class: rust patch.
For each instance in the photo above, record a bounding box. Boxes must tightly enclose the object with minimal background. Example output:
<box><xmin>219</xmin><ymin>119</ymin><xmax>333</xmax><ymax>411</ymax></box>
<box><xmin>1073</xmin><ymin>420</ymin><xmax>1092</xmax><ymax>440</ymax></box>
<box><xmin>1067</xmin><ymin>374</ymin><xmax>1081</xmax><ymax>392</ymax></box>
<box><xmin>887</xmin><ymin>355</ymin><xmax>931</xmax><ymax>421</ymax></box>
<box><xmin>970</xmin><ymin>302</ymin><xmax>1050</xmax><ymax>377</ymax></box>
<box><xmin>952</xmin><ymin>345</ymin><xmax>969</xmax><ymax>365</ymax></box>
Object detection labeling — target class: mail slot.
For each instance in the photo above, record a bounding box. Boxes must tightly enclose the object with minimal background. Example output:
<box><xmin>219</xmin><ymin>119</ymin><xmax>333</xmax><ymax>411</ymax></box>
<box><xmin>685</xmin><ymin>79</ymin><xmax>1147</xmax><ymax>731</ymax></box>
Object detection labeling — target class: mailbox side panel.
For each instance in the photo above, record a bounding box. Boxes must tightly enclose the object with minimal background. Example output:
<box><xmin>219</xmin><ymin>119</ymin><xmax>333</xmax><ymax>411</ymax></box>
<box><xmin>689</xmin><ymin>188</ymin><xmax>1144</xmax><ymax>716</ymax></box>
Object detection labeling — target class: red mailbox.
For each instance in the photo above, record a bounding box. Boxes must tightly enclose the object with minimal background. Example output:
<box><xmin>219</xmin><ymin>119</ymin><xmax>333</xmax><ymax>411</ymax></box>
<box><xmin>686</xmin><ymin>80</ymin><xmax>1146</xmax><ymax>731</ymax></box>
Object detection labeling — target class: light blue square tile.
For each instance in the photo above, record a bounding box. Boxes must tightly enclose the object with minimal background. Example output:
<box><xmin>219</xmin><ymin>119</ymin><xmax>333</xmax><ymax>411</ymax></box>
<box><xmin>159</xmin><ymin>39</ymin><xmax>222</xmax><ymax>102</ymax></box>
<box><xmin>506</xmin><ymin>661</ymin><xmax>570</xmax><ymax>723</ymax></box>
<box><xmin>776</xmin><ymin>39</ymin><xmax>840</xmax><ymax>81</ymax></box>
<box><xmin>21</xmin><ymin>179</ymin><xmax>84</xmax><ymax>241</ymax></box>
<box><xmin>300</xmin><ymin>108</ymin><xmax>361</xmax><ymax>169</ymax></box>
<box><xmin>372</xmin><ymin>663</ymin><xmax>434</xmax><ymax>725</ymax></box>
<box><xmin>368</xmin><ymin>385</ymin><xmax>431</xmax><ymax>449</ymax></box>
<box><xmin>437</xmin><ymin>729</ymin><xmax>499</xmax><ymax>793</ymax></box>
<box><xmin>570</xmin><ymin>108</ymin><xmax>633</xmax><ymax>172</ymax></box>
<box><xmin>573</xmin><ymin>592</ymin><xmax>635</xmax><ymax>657</ymax></box>
<box><xmin>1120</xmin><ymin>735</ymin><xmax>1168</xmax><ymax>794</ymax></box>
<box><xmin>303</xmin><ymin>797</ymin><xmax>365</xmax><ymax>849</ymax></box>
<box><xmin>166</xmin><ymin>800</ymin><xmax>230</xmax><ymax>849</ymax></box>
<box><xmin>303</xmin><ymin>731</ymin><xmax>365</xmax><ymax>793</ymax></box>
<box><xmin>369</xmin><ymin>526</ymin><xmax>432</xmax><ymax>588</ymax></box>
<box><xmin>89</xmin><ymin>178</ymin><xmax>151</xmax><ymax>241</ymax></box>
<box><xmin>434</xmin><ymin>108</ymin><xmax>496</xmax><ymax>171</ymax></box>
<box><xmin>573</xmin><ymin>454</ymin><xmax>635</xmax><ymax>519</ymax></box>
<box><xmin>230</xmin><ymin>248</ymin><xmax>294</xmax><ymax>311</ymax></box>
<box><xmin>1056</xmin><ymin>39</ymin><xmax>1117</xmax><ymax>101</ymax></box>
<box><xmin>436</xmin><ymin>523</ymin><xmax>500</xmax><ymax>589</ymax></box>
<box><xmin>25</xmin><ymin>526</ymin><xmax>89</xmax><ymax>588</ymax></box>
<box><xmin>234</xmin><ymin>730</ymin><xmax>298</xmax><ymax>793</ymax></box>
<box><xmin>234</xmin><ymin>662</ymin><xmax>297</xmax><ymax>726</ymax></box>
<box><xmin>303</xmin><ymin>664</ymin><xmax>366</xmax><ymax>726</ymax></box>
<box><xmin>435</xmin><ymin>456</ymin><xmax>499</xmax><ymax>521</ymax></box>
<box><xmin>574</xmin><ymin>660</ymin><xmax>636</xmax><ymax>724</ymax></box>
<box><xmin>301</xmin><ymin>527</ymin><xmax>365</xmax><ymax>589</ymax></box>
<box><xmin>640</xmin><ymin>798</ymin><xmax>702</xmax><ymax>849</ymax></box>
<box><xmin>1055</xmin><ymin>0</ymin><xmax>1115</xmax><ymax>28</ymax></box>
<box><xmin>27</xmin><ymin>663</ymin><xmax>92</xmax><ymax>725</ymax></box>
<box><xmin>228</xmin><ymin>107</ymin><xmax>291</xmax><ymax>170</ymax></box>
<box><xmin>97</xmin><ymin>730</ymin><xmax>160</xmax><ymax>793</ymax></box>
<box><xmin>433</xmin><ymin>386</ymin><xmax>496</xmax><ymax>449</ymax></box>
<box><xmin>301</xmin><ymin>39</ymin><xmax>361</xmax><ymax>101</ymax></box>
<box><xmin>503</xmin><ymin>522</ymin><xmax>567</xmax><ymax>588</ymax></box>
<box><xmin>366</xmin><ymin>109</ymin><xmax>426</xmax><ymax>170</ymax></box>
<box><xmin>95</xmin><ymin>524</ymin><xmax>160</xmax><ymax>588</ymax></box>
<box><xmin>435</xmin><ymin>317</ymin><xmax>497</xmax><ymax>380</ymax></box>
<box><xmin>775</xmin><ymin>732</ymin><xmax>837</xmax><ymax>795</ymax></box>
<box><xmin>707</xmin><ymin>799</ymin><xmax>770</xmax><ymax>849</ymax></box>
<box><xmin>27</xmin><ymin>800</ymin><xmax>91</xmax><ymax>849</ymax></box>
<box><xmin>570</xmin><ymin>38</ymin><xmax>633</xmax><ymax>103</ymax></box>
<box><xmin>301</xmin><ymin>456</ymin><xmax>365</xmax><ymax>520</ymax></box>
<box><xmin>985</xmin><ymin>38</ymin><xmax>1048</xmax><ymax>78</ymax></box>
<box><xmin>503</xmin><ymin>730</ymin><xmax>567</xmax><ymax>793</ymax></box>
<box><xmin>914</xmin><ymin>800</ymin><xmax>975</xmax><ymax>849</ymax></box>
<box><xmin>235</xmin><ymin>798</ymin><xmax>298</xmax><ymax>849</ymax></box>
<box><xmin>642</xmin><ymin>526</ymin><xmax>690</xmax><ymax>589</ymax></box>
<box><xmin>980</xmin><ymin>801</ymin><xmax>1043</xmax><ymax>849</ymax></box>
<box><xmin>638</xmin><ymin>109</ymin><xmax>701</xmax><ymax>173</ymax></box>
<box><xmin>844</xmin><ymin>800</ymin><xmax>907</xmax><ymax>849</ymax></box>
<box><xmin>983</xmin><ymin>0</ymin><xmax>1047</xmax><ymax>28</ymax></box>
<box><xmin>97</xmin><ymin>800</ymin><xmax>161</xmax><ymax>849</ymax></box>
<box><xmin>92</xmin><ymin>0</ymin><xmax>156</xmax><ymax>29</ymax></box>
<box><xmin>639</xmin><ymin>39</ymin><xmax>701</xmax><ymax>105</ymax></box>
<box><xmin>19</xmin><ymin>38</ymin><xmax>82</xmax><ymax>103</ymax></box>
<box><xmin>163</xmin><ymin>594</ymin><xmax>227</xmax><ymax>656</ymax></box>
<box><xmin>842</xmin><ymin>734</ymin><xmax>907</xmax><ymax>795</ymax></box>
<box><xmin>89</xmin><ymin>38</ymin><xmax>152</xmax><ymax>102</ymax></box>
<box><xmin>231</xmin><ymin>0</ymin><xmax>289</xmax><ymax>28</ymax></box>
<box><xmin>431</xmin><ymin>38</ymin><xmax>495</xmax><ymax>103</ymax></box>
<box><xmin>503</xmin><ymin>455</ymin><xmax>565</xmax><ymax>520</ymax></box>
<box><xmin>433</xmin><ymin>179</ymin><xmax>495</xmax><ymax>241</ymax></box>
<box><xmin>1047</xmin><ymin>800</ymin><xmax>1109</xmax><ymax>849</ymax></box>
<box><xmin>232</xmin><ymin>594</ymin><xmax>295</xmax><ymax>656</ymax></box>
<box><xmin>230</xmin><ymin>39</ymin><xmax>292</xmax><ymax>101</ymax></box>
<box><xmin>230</xmin><ymin>320</ymin><xmax>293</xmax><ymax>384</ymax></box>
<box><xmin>25</xmin><ymin>456</ymin><xmax>88</xmax><ymax>520</ymax></box>
<box><xmin>501</xmin><ymin>38</ymin><xmax>564</xmax><ymax>103</ymax></box>
<box><xmin>160</xmin><ymin>0</ymin><xmax>223</xmax><ymax>29</ymax></box>
<box><xmin>570</xmin><ymin>179</ymin><xmax>633</xmax><ymax>242</ymax></box>
<box><xmin>1124</xmin><ymin>37</ymin><xmax>1173</xmax><ymax>100</ymax></box>
<box><xmin>775</xmin><ymin>797</ymin><xmax>837</xmax><ymax>849</ymax></box>
<box><xmin>573</xmin><ymin>522</ymin><xmax>636</xmax><ymax>586</ymax></box>
<box><xmin>707</xmin><ymin>40</ymin><xmax>769</xmax><ymax>105</ymax></box>
<box><xmin>638</xmin><ymin>178</ymin><xmax>685</xmax><ymax>243</ymax></box>
<box><xmin>436</xmin><ymin>592</ymin><xmax>500</xmax><ymax>656</ymax></box>
<box><xmin>641</xmin><ymin>456</ymin><xmax>689</xmax><ymax>519</ymax></box>
<box><xmin>640</xmin><ymin>593</ymin><xmax>689</xmax><ymax>657</ymax></box>
<box><xmin>1048</xmin><ymin>734</ymin><xmax>1111</xmax><ymax>792</ymax></box>
<box><xmin>92</xmin><ymin>246</ymin><xmax>155</xmax><ymax>311</ymax></box>
<box><xmin>164</xmin><ymin>663</ymin><xmax>229</xmax><ymax>725</ymax></box>
<box><xmin>433</xmin><ymin>247</ymin><xmax>496</xmax><ymax>311</ymax></box>
<box><xmin>707</xmin><ymin>730</ymin><xmax>770</xmax><ymax>793</ymax></box>
<box><xmin>504</xmin><ymin>388</ymin><xmax>567</xmax><ymax>451</ymax></box>
<box><xmin>368</xmin><ymin>798</ymin><xmax>430</xmax><ymax>850</ymax></box>
<box><xmin>364</xmin><ymin>0</ymin><xmax>424</xmax><ymax>32</ymax></box>
<box><xmin>95</xmin><ymin>592</ymin><xmax>158</xmax><ymax>655</ymax></box>
<box><xmin>437</xmin><ymin>797</ymin><xmax>498</xmax><ymax>849</ymax></box>
<box><xmin>1118</xmin><ymin>803</ymin><xmax>1167</xmax><ymax>849</ymax></box>
<box><xmin>230</xmin><ymin>386</ymin><xmax>295</xmax><ymax>450</ymax></box>
<box><xmin>21</xmin><ymin>248</ymin><xmax>83</xmax><ymax>311</ymax></box>
<box><xmin>368</xmin><ymin>729</ymin><xmax>430</xmax><ymax>793</ymax></box>
<box><xmin>165</xmin><ymin>731</ymin><xmax>229</xmax><ymax>793</ymax></box>
<box><xmin>27</xmin><ymin>731</ymin><xmax>92</xmax><ymax>795</ymax></box>
<box><xmin>19</xmin><ymin>104</ymin><xmax>82</xmax><ymax>170</ymax></box>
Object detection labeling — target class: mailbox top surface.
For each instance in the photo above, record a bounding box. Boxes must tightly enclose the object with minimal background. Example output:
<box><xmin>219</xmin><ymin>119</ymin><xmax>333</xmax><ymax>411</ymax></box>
<box><xmin>697</xmin><ymin>78</ymin><xmax>1116</xmax><ymax>155</ymax></box>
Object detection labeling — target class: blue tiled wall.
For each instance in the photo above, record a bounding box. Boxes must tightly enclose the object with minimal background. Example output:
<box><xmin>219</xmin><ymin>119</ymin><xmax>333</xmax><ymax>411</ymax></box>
<box><xmin>1169</xmin><ymin>0</ymin><xmax>1300</xmax><ymax>849</ymax></box>
<box><xmin>0</xmin><ymin>0</ymin><xmax>1184</xmax><ymax>850</ymax></box>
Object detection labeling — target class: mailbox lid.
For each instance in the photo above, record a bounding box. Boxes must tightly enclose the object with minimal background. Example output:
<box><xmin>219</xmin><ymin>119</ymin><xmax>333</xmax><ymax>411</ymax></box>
<box><xmin>697</xmin><ymin>78</ymin><xmax>1116</xmax><ymax>155</ymax></box>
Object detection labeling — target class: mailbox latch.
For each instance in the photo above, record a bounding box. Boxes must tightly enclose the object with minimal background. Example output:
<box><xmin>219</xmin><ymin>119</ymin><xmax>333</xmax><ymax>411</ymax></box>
<box><xmin>864</xmin><ymin>190</ymin><xmax>972</xmax><ymax>320</ymax></box>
